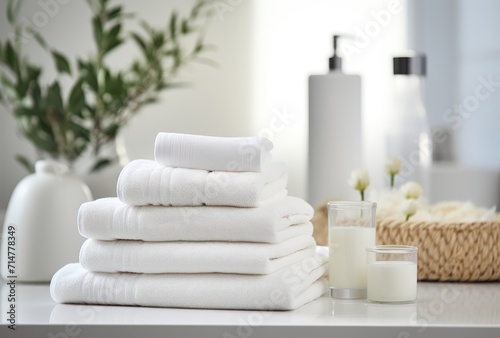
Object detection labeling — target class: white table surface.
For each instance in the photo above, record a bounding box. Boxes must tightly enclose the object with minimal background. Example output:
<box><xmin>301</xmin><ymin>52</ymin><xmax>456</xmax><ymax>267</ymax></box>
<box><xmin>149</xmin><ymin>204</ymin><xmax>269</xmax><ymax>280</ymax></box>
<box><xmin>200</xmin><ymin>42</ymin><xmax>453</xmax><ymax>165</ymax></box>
<box><xmin>1</xmin><ymin>279</ymin><xmax>499</xmax><ymax>337</ymax></box>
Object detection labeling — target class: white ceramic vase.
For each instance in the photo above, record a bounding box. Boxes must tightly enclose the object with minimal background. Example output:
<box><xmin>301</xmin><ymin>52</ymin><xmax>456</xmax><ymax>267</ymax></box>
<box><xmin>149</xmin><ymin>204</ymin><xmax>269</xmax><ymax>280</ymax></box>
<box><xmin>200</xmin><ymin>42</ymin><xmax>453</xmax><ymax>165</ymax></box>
<box><xmin>0</xmin><ymin>160</ymin><xmax>93</xmax><ymax>282</ymax></box>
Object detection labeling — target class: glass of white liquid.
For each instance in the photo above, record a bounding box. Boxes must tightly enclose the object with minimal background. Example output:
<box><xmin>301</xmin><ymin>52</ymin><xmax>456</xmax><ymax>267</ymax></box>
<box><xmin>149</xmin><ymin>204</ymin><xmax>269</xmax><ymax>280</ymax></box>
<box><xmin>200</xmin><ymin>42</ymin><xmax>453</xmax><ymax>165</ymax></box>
<box><xmin>366</xmin><ymin>245</ymin><xmax>418</xmax><ymax>303</ymax></box>
<box><xmin>328</xmin><ymin>201</ymin><xmax>377</xmax><ymax>299</ymax></box>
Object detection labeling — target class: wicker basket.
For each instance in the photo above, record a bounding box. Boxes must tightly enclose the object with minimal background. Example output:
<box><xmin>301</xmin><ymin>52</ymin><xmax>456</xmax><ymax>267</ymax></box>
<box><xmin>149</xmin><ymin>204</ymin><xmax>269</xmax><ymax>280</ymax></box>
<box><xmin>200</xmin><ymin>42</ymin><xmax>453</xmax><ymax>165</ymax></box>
<box><xmin>312</xmin><ymin>202</ymin><xmax>500</xmax><ymax>281</ymax></box>
<box><xmin>377</xmin><ymin>219</ymin><xmax>500</xmax><ymax>282</ymax></box>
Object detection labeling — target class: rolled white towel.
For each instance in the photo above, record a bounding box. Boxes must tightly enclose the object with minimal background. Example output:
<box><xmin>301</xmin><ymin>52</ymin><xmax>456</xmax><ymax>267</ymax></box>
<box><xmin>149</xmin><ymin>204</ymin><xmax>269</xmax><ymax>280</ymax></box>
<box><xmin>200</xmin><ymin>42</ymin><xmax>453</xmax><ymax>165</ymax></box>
<box><xmin>154</xmin><ymin>132</ymin><xmax>273</xmax><ymax>172</ymax></box>
<box><xmin>78</xmin><ymin>196</ymin><xmax>313</xmax><ymax>243</ymax></box>
<box><xmin>50</xmin><ymin>249</ymin><xmax>329</xmax><ymax>310</ymax></box>
<box><xmin>79</xmin><ymin>235</ymin><xmax>316</xmax><ymax>274</ymax></box>
<box><xmin>117</xmin><ymin>159</ymin><xmax>287</xmax><ymax>207</ymax></box>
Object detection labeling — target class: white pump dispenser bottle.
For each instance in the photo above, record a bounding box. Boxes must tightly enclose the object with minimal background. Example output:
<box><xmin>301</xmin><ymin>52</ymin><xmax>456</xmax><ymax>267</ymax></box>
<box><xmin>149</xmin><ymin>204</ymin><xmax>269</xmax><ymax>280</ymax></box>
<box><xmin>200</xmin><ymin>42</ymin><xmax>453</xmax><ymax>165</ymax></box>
<box><xmin>308</xmin><ymin>35</ymin><xmax>363</xmax><ymax>207</ymax></box>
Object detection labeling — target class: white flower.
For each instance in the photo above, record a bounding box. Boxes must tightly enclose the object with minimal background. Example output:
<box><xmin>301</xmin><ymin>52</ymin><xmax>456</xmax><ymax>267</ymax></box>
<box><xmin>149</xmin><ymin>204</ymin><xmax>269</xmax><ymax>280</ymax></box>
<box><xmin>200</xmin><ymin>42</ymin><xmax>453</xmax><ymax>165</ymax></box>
<box><xmin>348</xmin><ymin>169</ymin><xmax>370</xmax><ymax>191</ymax></box>
<box><xmin>348</xmin><ymin>169</ymin><xmax>370</xmax><ymax>200</ymax></box>
<box><xmin>401</xmin><ymin>199</ymin><xmax>418</xmax><ymax>221</ymax></box>
<box><xmin>401</xmin><ymin>181</ymin><xmax>423</xmax><ymax>200</ymax></box>
<box><xmin>385</xmin><ymin>157</ymin><xmax>402</xmax><ymax>176</ymax></box>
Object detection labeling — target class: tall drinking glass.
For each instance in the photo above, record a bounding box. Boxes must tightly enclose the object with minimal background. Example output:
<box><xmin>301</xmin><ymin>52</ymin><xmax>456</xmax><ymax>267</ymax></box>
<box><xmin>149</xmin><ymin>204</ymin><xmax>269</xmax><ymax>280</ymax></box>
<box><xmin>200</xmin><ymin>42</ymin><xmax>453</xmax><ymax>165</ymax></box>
<box><xmin>328</xmin><ymin>201</ymin><xmax>377</xmax><ymax>299</ymax></box>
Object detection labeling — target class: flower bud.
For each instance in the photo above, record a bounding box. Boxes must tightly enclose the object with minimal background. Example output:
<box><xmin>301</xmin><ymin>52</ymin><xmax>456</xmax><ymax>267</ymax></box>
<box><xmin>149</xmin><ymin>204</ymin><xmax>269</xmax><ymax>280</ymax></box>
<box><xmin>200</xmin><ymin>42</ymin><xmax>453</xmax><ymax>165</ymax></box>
<box><xmin>401</xmin><ymin>181</ymin><xmax>423</xmax><ymax>200</ymax></box>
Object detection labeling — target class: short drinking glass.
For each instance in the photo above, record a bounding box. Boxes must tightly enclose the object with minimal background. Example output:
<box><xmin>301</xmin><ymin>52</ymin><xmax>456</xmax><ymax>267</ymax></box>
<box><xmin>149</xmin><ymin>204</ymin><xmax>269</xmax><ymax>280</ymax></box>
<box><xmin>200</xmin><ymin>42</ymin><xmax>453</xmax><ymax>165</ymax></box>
<box><xmin>366</xmin><ymin>245</ymin><xmax>418</xmax><ymax>303</ymax></box>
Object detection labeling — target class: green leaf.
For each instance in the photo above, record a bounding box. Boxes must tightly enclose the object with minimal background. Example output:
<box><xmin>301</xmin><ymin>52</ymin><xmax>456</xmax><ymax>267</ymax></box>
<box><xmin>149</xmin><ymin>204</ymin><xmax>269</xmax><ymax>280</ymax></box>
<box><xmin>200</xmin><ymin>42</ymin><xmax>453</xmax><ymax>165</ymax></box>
<box><xmin>0</xmin><ymin>72</ymin><xmax>15</xmax><ymax>91</ymax></box>
<box><xmin>88</xmin><ymin>0</ymin><xmax>108</xmax><ymax>12</ymax></box>
<box><xmin>68</xmin><ymin>121</ymin><xmax>90</xmax><ymax>141</ymax></box>
<box><xmin>37</xmin><ymin>117</ymin><xmax>53</xmax><ymax>136</ymax></box>
<box><xmin>181</xmin><ymin>19</ymin><xmax>190</xmax><ymax>34</ymax></box>
<box><xmin>157</xmin><ymin>82</ymin><xmax>189</xmax><ymax>90</ymax></box>
<box><xmin>105</xmin><ymin>38</ymin><xmax>122</xmax><ymax>54</ymax></box>
<box><xmin>67</xmin><ymin>80</ymin><xmax>86</xmax><ymax>113</ymax></box>
<box><xmin>14</xmin><ymin>106</ymin><xmax>34</xmax><ymax>117</ymax></box>
<box><xmin>131</xmin><ymin>32</ymin><xmax>147</xmax><ymax>53</ymax></box>
<box><xmin>85</xmin><ymin>104</ymin><xmax>96</xmax><ymax>118</ymax></box>
<box><xmin>107</xmin><ymin>23</ymin><xmax>121</xmax><ymax>40</ymax></box>
<box><xmin>0</xmin><ymin>85</ymin><xmax>17</xmax><ymax>100</ymax></box>
<box><xmin>90</xmin><ymin>157</ymin><xmax>115</xmax><ymax>172</ymax></box>
<box><xmin>190</xmin><ymin>0</ymin><xmax>204</xmax><ymax>18</ymax></box>
<box><xmin>103</xmin><ymin>23</ymin><xmax>123</xmax><ymax>53</ymax></box>
<box><xmin>52</xmin><ymin>50</ymin><xmax>71</xmax><ymax>75</ymax></box>
<box><xmin>14</xmin><ymin>65</ymin><xmax>40</xmax><ymax>101</ymax></box>
<box><xmin>5</xmin><ymin>41</ymin><xmax>18</xmax><ymax>73</ymax></box>
<box><xmin>25</xmin><ymin>130</ymin><xmax>58</xmax><ymax>154</ymax></box>
<box><xmin>92</xmin><ymin>16</ymin><xmax>103</xmax><ymax>46</ymax></box>
<box><xmin>194</xmin><ymin>38</ymin><xmax>203</xmax><ymax>53</ymax></box>
<box><xmin>30</xmin><ymin>83</ymin><xmax>42</xmax><ymax>112</ymax></box>
<box><xmin>169</xmin><ymin>11</ymin><xmax>177</xmax><ymax>40</ymax></box>
<box><xmin>45</xmin><ymin>82</ymin><xmax>64</xmax><ymax>119</ymax></box>
<box><xmin>15</xmin><ymin>154</ymin><xmax>35</xmax><ymax>173</ymax></box>
<box><xmin>152</xmin><ymin>31</ymin><xmax>165</xmax><ymax>49</ymax></box>
<box><xmin>15</xmin><ymin>79</ymin><xmax>29</xmax><ymax>98</ymax></box>
<box><xmin>105</xmin><ymin>73</ymin><xmax>124</xmax><ymax>96</ymax></box>
<box><xmin>78</xmin><ymin>60</ymin><xmax>98</xmax><ymax>91</ymax></box>
<box><xmin>106</xmin><ymin>6</ymin><xmax>122</xmax><ymax>20</ymax></box>
<box><xmin>7</xmin><ymin>0</ymin><xmax>15</xmax><ymax>25</ymax></box>
<box><xmin>140</xmin><ymin>20</ymin><xmax>154</xmax><ymax>35</ymax></box>
<box><xmin>199</xmin><ymin>42</ymin><xmax>217</xmax><ymax>52</ymax></box>
<box><xmin>103</xmin><ymin>122</ymin><xmax>120</xmax><ymax>137</ymax></box>
<box><xmin>140</xmin><ymin>97</ymin><xmax>158</xmax><ymax>105</ymax></box>
<box><xmin>72</xmin><ymin>141</ymin><xmax>89</xmax><ymax>158</ymax></box>
<box><xmin>172</xmin><ymin>47</ymin><xmax>181</xmax><ymax>69</ymax></box>
<box><xmin>87</xmin><ymin>0</ymin><xmax>100</xmax><ymax>13</ymax></box>
<box><xmin>26</xmin><ymin>65</ymin><xmax>41</xmax><ymax>80</ymax></box>
<box><xmin>27</xmin><ymin>26</ymin><xmax>47</xmax><ymax>49</ymax></box>
<box><xmin>7</xmin><ymin>0</ymin><xmax>23</xmax><ymax>25</ymax></box>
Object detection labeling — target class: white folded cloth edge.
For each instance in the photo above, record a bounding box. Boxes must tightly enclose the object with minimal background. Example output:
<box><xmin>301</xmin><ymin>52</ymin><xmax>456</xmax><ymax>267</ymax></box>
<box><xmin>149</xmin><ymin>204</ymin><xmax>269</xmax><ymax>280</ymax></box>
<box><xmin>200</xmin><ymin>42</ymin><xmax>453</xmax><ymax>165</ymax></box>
<box><xmin>154</xmin><ymin>132</ymin><xmax>273</xmax><ymax>172</ymax></box>
<box><xmin>50</xmin><ymin>248</ymin><xmax>329</xmax><ymax>310</ymax></box>
<box><xmin>79</xmin><ymin>235</ymin><xmax>316</xmax><ymax>274</ymax></box>
<box><xmin>117</xmin><ymin>159</ymin><xmax>287</xmax><ymax>207</ymax></box>
<box><xmin>78</xmin><ymin>196</ymin><xmax>313</xmax><ymax>243</ymax></box>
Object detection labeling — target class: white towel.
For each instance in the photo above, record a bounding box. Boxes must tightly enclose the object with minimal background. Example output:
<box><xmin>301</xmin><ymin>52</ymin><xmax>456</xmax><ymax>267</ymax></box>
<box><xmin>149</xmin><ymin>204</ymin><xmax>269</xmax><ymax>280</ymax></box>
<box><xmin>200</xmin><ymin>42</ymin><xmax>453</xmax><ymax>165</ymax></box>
<box><xmin>79</xmin><ymin>235</ymin><xmax>316</xmax><ymax>274</ymax></box>
<box><xmin>154</xmin><ymin>132</ymin><xmax>273</xmax><ymax>172</ymax></box>
<box><xmin>78</xmin><ymin>196</ymin><xmax>313</xmax><ymax>243</ymax></box>
<box><xmin>117</xmin><ymin>159</ymin><xmax>288</xmax><ymax>207</ymax></box>
<box><xmin>50</xmin><ymin>249</ymin><xmax>329</xmax><ymax>310</ymax></box>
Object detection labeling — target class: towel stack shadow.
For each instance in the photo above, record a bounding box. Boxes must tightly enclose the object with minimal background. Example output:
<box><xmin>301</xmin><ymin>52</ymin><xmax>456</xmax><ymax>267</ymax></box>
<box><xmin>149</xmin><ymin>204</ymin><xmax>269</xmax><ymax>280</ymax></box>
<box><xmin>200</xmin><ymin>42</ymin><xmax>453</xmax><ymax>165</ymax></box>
<box><xmin>50</xmin><ymin>133</ymin><xmax>329</xmax><ymax>310</ymax></box>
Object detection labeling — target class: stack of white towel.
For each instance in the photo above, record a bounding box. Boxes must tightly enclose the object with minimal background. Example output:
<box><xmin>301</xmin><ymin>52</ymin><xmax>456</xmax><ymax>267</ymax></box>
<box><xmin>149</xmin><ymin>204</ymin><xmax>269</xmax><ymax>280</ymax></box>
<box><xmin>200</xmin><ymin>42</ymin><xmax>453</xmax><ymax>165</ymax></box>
<box><xmin>50</xmin><ymin>133</ymin><xmax>328</xmax><ymax>310</ymax></box>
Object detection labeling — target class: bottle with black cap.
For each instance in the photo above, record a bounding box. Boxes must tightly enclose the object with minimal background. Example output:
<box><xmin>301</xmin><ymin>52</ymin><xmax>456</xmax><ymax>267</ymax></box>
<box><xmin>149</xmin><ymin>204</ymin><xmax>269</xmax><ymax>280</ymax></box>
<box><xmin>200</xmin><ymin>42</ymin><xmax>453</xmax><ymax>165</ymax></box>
<box><xmin>387</xmin><ymin>53</ymin><xmax>431</xmax><ymax>191</ymax></box>
<box><xmin>308</xmin><ymin>35</ymin><xmax>362</xmax><ymax>206</ymax></box>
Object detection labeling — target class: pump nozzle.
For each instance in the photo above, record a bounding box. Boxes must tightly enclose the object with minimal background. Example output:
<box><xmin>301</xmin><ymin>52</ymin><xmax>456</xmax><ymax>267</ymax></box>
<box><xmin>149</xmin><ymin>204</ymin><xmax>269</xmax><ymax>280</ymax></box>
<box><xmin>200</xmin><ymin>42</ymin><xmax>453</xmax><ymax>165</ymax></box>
<box><xmin>333</xmin><ymin>35</ymin><xmax>340</xmax><ymax>52</ymax></box>
<box><xmin>329</xmin><ymin>35</ymin><xmax>343</xmax><ymax>71</ymax></box>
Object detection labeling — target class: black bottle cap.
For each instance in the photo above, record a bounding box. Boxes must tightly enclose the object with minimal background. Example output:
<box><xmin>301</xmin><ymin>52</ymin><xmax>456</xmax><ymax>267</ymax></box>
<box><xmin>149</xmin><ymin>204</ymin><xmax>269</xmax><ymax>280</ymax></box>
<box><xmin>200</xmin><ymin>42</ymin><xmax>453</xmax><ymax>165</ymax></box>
<box><xmin>393</xmin><ymin>54</ymin><xmax>426</xmax><ymax>76</ymax></box>
<box><xmin>329</xmin><ymin>35</ymin><xmax>343</xmax><ymax>71</ymax></box>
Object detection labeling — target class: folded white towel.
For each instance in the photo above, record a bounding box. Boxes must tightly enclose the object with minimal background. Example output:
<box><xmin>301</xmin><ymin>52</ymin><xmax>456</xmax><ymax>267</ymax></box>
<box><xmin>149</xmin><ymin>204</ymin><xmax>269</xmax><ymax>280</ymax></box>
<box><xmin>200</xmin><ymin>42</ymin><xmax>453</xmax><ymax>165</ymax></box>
<box><xmin>154</xmin><ymin>133</ymin><xmax>273</xmax><ymax>172</ymax></box>
<box><xmin>50</xmin><ymin>249</ymin><xmax>329</xmax><ymax>310</ymax></box>
<box><xmin>117</xmin><ymin>159</ymin><xmax>288</xmax><ymax>207</ymax></box>
<box><xmin>78</xmin><ymin>196</ymin><xmax>313</xmax><ymax>243</ymax></box>
<box><xmin>79</xmin><ymin>235</ymin><xmax>316</xmax><ymax>274</ymax></box>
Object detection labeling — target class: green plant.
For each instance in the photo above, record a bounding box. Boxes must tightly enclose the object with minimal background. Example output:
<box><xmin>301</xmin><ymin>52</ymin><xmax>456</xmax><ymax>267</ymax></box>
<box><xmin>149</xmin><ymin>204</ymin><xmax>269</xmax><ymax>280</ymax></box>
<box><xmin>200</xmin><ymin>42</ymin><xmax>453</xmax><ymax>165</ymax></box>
<box><xmin>0</xmin><ymin>0</ymin><xmax>214</xmax><ymax>172</ymax></box>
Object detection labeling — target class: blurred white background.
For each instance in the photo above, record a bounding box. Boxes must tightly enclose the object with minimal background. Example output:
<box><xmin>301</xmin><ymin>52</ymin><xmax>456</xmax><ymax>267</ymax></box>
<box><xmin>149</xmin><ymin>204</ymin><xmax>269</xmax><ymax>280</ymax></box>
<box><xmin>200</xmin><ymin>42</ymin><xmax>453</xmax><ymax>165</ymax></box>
<box><xmin>1</xmin><ymin>0</ymin><xmax>499</xmax><ymax>212</ymax></box>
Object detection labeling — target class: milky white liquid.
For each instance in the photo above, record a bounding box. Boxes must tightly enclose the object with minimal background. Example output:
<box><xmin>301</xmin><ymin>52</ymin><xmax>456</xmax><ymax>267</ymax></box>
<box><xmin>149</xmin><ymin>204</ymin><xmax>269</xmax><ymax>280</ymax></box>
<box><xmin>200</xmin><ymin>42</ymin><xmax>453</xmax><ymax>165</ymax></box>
<box><xmin>329</xmin><ymin>227</ymin><xmax>376</xmax><ymax>289</ymax></box>
<box><xmin>367</xmin><ymin>261</ymin><xmax>417</xmax><ymax>303</ymax></box>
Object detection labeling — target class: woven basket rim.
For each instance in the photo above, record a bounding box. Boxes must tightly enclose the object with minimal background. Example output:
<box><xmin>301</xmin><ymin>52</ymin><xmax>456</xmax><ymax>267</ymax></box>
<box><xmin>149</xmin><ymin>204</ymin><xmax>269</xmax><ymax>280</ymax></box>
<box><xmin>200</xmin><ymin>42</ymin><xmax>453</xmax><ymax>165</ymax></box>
<box><xmin>377</xmin><ymin>219</ymin><xmax>500</xmax><ymax>226</ymax></box>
